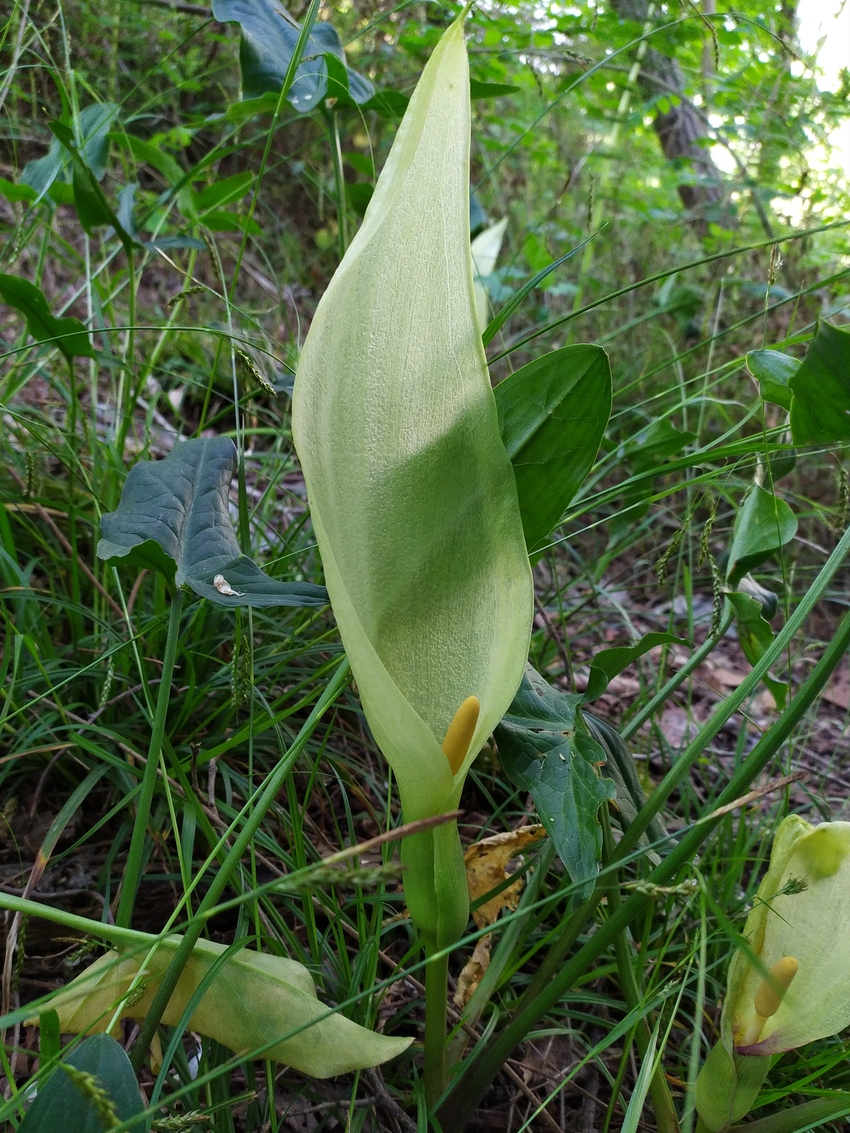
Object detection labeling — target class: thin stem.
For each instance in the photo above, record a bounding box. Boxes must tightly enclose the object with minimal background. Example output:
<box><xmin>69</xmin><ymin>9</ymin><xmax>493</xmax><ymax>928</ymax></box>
<box><xmin>115</xmin><ymin>244</ymin><xmax>136</xmax><ymax>460</ymax></box>
<box><xmin>424</xmin><ymin>943</ymin><xmax>449</xmax><ymax>1113</ymax></box>
<box><xmin>621</xmin><ymin>606</ymin><xmax>733</xmax><ymax>741</ymax></box>
<box><xmin>116</xmin><ymin>589</ymin><xmax>184</xmax><ymax>928</ymax></box>
<box><xmin>325</xmin><ymin>105</ymin><xmax>349</xmax><ymax>260</ymax></box>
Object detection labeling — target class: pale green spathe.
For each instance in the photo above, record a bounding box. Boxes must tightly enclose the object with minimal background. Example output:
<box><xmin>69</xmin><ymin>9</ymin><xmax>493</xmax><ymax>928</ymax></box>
<box><xmin>726</xmin><ymin>815</ymin><xmax>850</xmax><ymax>1055</ymax></box>
<box><xmin>292</xmin><ymin>18</ymin><xmax>533</xmax><ymax>827</ymax></box>
<box><xmin>471</xmin><ymin>217</ymin><xmax>507</xmax><ymax>332</ymax></box>
<box><xmin>30</xmin><ymin>935</ymin><xmax>411</xmax><ymax>1077</ymax></box>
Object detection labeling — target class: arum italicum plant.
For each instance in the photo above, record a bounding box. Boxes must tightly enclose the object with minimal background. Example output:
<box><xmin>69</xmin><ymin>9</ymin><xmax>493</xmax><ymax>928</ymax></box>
<box><xmin>292</xmin><ymin>10</ymin><xmax>533</xmax><ymax>1100</ymax></box>
<box><xmin>696</xmin><ymin>816</ymin><xmax>850</xmax><ymax>1133</ymax></box>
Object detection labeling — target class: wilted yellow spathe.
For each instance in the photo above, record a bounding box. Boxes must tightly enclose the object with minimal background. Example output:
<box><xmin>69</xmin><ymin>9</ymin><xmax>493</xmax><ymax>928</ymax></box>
<box><xmin>29</xmin><ymin>935</ymin><xmax>411</xmax><ymax>1077</ymax></box>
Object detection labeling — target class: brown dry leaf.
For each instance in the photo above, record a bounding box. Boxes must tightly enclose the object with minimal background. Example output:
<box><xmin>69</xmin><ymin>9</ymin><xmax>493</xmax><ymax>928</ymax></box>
<box><xmin>453</xmin><ymin>936</ymin><xmax>491</xmax><ymax>1008</ymax></box>
<box><xmin>823</xmin><ymin>665</ymin><xmax>850</xmax><ymax>709</ymax></box>
<box><xmin>659</xmin><ymin>706</ymin><xmax>701</xmax><ymax>748</ymax></box>
<box><xmin>464</xmin><ymin>825</ymin><xmax>545</xmax><ymax>929</ymax></box>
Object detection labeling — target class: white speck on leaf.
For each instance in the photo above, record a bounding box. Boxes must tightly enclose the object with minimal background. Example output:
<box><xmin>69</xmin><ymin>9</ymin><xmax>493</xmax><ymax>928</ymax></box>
<box><xmin>213</xmin><ymin>574</ymin><xmax>244</xmax><ymax>597</ymax></box>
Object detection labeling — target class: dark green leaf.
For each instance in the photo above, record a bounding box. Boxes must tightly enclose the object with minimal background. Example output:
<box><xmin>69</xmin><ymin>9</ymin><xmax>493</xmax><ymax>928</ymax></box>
<box><xmin>193</xmin><ymin>172</ymin><xmax>255</xmax><ymax>213</ymax></box>
<box><xmin>38</xmin><ymin>1009</ymin><xmax>61</xmax><ymax>1064</ymax></box>
<box><xmin>120</xmin><ymin>133</ymin><xmax>185</xmax><ymax>187</ymax></box>
<box><xmin>726</xmin><ymin>591</ymin><xmax>788</xmax><ymax>710</ymax></box>
<box><xmin>98</xmin><ymin>437</ymin><xmax>328</xmax><ymax>608</ymax></box>
<box><xmin>201</xmin><ymin>209</ymin><xmax>262</xmax><ymax>235</ymax></box>
<box><xmin>22</xmin><ymin>103</ymin><xmax>118</xmax><ymax>198</ymax></box>
<box><xmin>496</xmin><ymin>666</ymin><xmax>615</xmax><ymax>897</ymax></box>
<box><xmin>624</xmin><ymin>419</ymin><xmax>697</xmax><ymax>475</ymax></box>
<box><xmin>115</xmin><ymin>183</ymin><xmax>139</xmax><ymax>240</ymax></box>
<box><xmin>790</xmin><ymin>321</ymin><xmax>850</xmax><ymax>444</ymax></box>
<box><xmin>470</xmin><ymin>80</ymin><xmax>520</xmax><ymax>98</ymax></box>
<box><xmin>18</xmin><ymin>1033</ymin><xmax>149</xmax><ymax>1133</ymax></box>
<box><xmin>495</xmin><ymin>346</ymin><xmax>612</xmax><ymax>553</ymax></box>
<box><xmin>726</xmin><ymin>484</ymin><xmax>797</xmax><ymax>587</ymax></box>
<box><xmin>48</xmin><ymin>122</ymin><xmax>137</xmax><ymax>249</ymax></box>
<box><xmin>345</xmin><ymin>182</ymin><xmax>373</xmax><ymax>215</ymax></box>
<box><xmin>0</xmin><ymin>177</ymin><xmax>37</xmax><ymax>203</ymax></box>
<box><xmin>362</xmin><ymin>88</ymin><xmax>409</xmax><ymax>118</ymax></box>
<box><xmin>583</xmin><ymin>631</ymin><xmax>689</xmax><ymax>704</ymax></box>
<box><xmin>212</xmin><ymin>0</ymin><xmax>374</xmax><ymax>110</ymax></box>
<box><xmin>747</xmin><ymin>349</ymin><xmax>799</xmax><ymax>411</ymax></box>
<box><xmin>0</xmin><ymin>274</ymin><xmax>94</xmax><ymax>363</ymax></box>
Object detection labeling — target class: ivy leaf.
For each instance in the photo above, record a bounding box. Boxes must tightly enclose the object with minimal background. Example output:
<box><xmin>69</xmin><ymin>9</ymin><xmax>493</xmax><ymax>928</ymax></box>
<box><xmin>496</xmin><ymin>666</ymin><xmax>615</xmax><ymax>897</ymax></box>
<box><xmin>98</xmin><ymin>437</ymin><xmax>327</xmax><ymax>608</ymax></box>
<box><xmin>0</xmin><ymin>274</ymin><xmax>94</xmax><ymax>363</ymax></box>
<box><xmin>18</xmin><ymin>1034</ymin><xmax>149</xmax><ymax>1133</ymax></box>
<box><xmin>212</xmin><ymin>0</ymin><xmax>374</xmax><ymax>111</ymax></box>
<box><xmin>495</xmin><ymin>345</ymin><xmax>612</xmax><ymax>553</ymax></box>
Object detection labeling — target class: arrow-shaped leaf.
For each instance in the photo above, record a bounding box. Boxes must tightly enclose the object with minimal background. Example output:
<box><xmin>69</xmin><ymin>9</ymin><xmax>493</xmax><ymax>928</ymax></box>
<box><xmin>48</xmin><ymin>121</ymin><xmax>137</xmax><ymax>252</ymax></box>
<box><xmin>212</xmin><ymin>0</ymin><xmax>374</xmax><ymax>111</ymax></box>
<box><xmin>496</xmin><ymin>666</ymin><xmax>615</xmax><ymax>897</ymax></box>
<box><xmin>583</xmin><ymin>631</ymin><xmax>689</xmax><ymax>704</ymax></box>
<box><xmin>98</xmin><ymin>437</ymin><xmax>327</xmax><ymax>608</ymax></box>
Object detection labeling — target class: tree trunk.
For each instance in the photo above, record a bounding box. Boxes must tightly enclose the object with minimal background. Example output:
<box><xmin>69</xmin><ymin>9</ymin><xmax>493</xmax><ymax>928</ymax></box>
<box><xmin>612</xmin><ymin>0</ymin><xmax>734</xmax><ymax>232</ymax></box>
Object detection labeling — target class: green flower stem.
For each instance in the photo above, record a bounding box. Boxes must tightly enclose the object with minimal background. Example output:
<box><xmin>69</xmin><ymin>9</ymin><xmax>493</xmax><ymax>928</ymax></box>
<box><xmin>116</xmin><ymin>588</ymin><xmax>185</xmax><ymax>928</ymax></box>
<box><xmin>424</xmin><ymin>943</ymin><xmax>449</xmax><ymax>1111</ymax></box>
<box><xmin>128</xmin><ymin>658</ymin><xmax>350</xmax><ymax>1073</ymax></box>
<box><xmin>438</xmin><ymin>605</ymin><xmax>850</xmax><ymax>1133</ymax></box>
